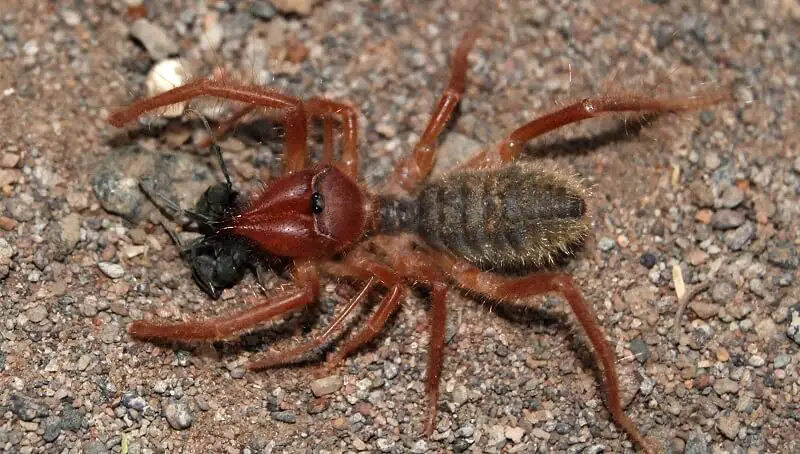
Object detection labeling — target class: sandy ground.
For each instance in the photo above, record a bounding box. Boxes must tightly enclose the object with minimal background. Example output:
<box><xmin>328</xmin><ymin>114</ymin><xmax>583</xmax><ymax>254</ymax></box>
<box><xmin>1</xmin><ymin>1</ymin><xmax>798</xmax><ymax>453</ymax></box>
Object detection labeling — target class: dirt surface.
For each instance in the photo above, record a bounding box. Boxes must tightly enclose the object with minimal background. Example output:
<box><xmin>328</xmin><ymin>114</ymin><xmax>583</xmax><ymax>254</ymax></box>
<box><xmin>1</xmin><ymin>1</ymin><xmax>799</xmax><ymax>453</ymax></box>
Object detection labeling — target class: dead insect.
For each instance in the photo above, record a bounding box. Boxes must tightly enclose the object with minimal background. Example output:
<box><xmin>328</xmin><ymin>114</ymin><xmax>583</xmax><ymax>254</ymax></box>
<box><xmin>109</xmin><ymin>29</ymin><xmax>726</xmax><ymax>452</ymax></box>
<box><xmin>139</xmin><ymin>143</ymin><xmax>255</xmax><ymax>299</ymax></box>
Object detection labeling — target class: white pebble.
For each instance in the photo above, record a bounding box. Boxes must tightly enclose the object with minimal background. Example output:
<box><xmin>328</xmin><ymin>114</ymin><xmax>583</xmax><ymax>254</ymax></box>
<box><xmin>98</xmin><ymin>262</ymin><xmax>125</xmax><ymax>279</ymax></box>
<box><xmin>146</xmin><ymin>59</ymin><xmax>191</xmax><ymax>118</ymax></box>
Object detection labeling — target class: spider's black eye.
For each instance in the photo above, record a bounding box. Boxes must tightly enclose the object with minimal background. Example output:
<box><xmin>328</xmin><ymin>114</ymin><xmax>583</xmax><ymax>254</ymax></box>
<box><xmin>311</xmin><ymin>192</ymin><xmax>325</xmax><ymax>214</ymax></box>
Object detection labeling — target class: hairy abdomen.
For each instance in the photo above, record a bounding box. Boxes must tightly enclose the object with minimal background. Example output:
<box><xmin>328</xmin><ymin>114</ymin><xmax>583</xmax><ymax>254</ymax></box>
<box><xmin>379</xmin><ymin>164</ymin><xmax>590</xmax><ymax>268</ymax></box>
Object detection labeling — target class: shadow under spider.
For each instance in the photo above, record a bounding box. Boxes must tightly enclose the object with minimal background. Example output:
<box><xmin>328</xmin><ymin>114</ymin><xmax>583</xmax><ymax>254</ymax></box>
<box><xmin>480</xmin><ymin>293</ymin><xmax>611</xmax><ymax>407</ymax></box>
<box><xmin>522</xmin><ymin>113</ymin><xmax>662</xmax><ymax>160</ymax></box>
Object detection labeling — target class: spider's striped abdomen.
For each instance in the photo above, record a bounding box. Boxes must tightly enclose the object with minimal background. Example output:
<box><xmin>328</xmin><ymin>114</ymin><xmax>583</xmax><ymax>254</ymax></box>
<box><xmin>379</xmin><ymin>164</ymin><xmax>590</xmax><ymax>268</ymax></box>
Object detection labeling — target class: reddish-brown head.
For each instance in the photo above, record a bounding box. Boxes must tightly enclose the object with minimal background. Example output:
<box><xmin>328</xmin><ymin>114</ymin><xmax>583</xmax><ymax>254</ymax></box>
<box><xmin>226</xmin><ymin>166</ymin><xmax>367</xmax><ymax>258</ymax></box>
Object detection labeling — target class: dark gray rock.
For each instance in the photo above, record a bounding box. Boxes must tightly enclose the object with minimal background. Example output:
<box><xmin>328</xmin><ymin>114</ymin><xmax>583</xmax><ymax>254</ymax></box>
<box><xmin>725</xmin><ymin>222</ymin><xmax>755</xmax><ymax>251</ymax></box>
<box><xmin>42</xmin><ymin>416</ymin><xmax>61</xmax><ymax>442</ymax></box>
<box><xmin>10</xmin><ymin>393</ymin><xmax>48</xmax><ymax>421</ymax></box>
<box><xmin>767</xmin><ymin>243</ymin><xmax>798</xmax><ymax>270</ymax></box>
<box><xmin>270</xmin><ymin>410</ymin><xmax>297</xmax><ymax>424</ymax></box>
<box><xmin>82</xmin><ymin>440</ymin><xmax>108</xmax><ymax>454</ymax></box>
<box><xmin>712</xmin><ymin>209</ymin><xmax>745</xmax><ymax>230</ymax></box>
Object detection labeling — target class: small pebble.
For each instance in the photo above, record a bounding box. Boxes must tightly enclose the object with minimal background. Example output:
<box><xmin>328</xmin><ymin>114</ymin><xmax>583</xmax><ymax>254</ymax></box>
<box><xmin>145</xmin><ymin>59</ymin><xmax>189</xmax><ymax>117</ymax></box>
<box><xmin>82</xmin><ymin>440</ymin><xmax>108</xmax><ymax>454</ymax></box>
<box><xmin>455</xmin><ymin>424</ymin><xmax>475</xmax><ymax>438</ymax></box>
<box><xmin>250</xmin><ymin>1</ymin><xmax>276</xmax><ymax>20</ymax></box>
<box><xmin>725</xmin><ymin>222</ymin><xmax>755</xmax><ymax>251</ymax></box>
<box><xmin>786</xmin><ymin>305</ymin><xmax>800</xmax><ymax>345</ymax></box>
<box><xmin>98</xmin><ymin>262</ymin><xmax>125</xmax><ymax>279</ymax></box>
<box><xmin>711</xmin><ymin>209</ymin><xmax>745</xmax><ymax>230</ymax></box>
<box><xmin>684</xmin><ymin>430</ymin><xmax>709</xmax><ymax>454</ymax></box>
<box><xmin>748</xmin><ymin>355</ymin><xmax>765</xmax><ymax>367</ymax></box>
<box><xmin>713</xmin><ymin>378</ymin><xmax>740</xmax><ymax>395</ymax></box>
<box><xmin>164</xmin><ymin>401</ymin><xmax>194</xmax><ymax>430</ymax></box>
<box><xmin>452</xmin><ymin>383</ymin><xmax>468</xmax><ymax>405</ymax></box>
<box><xmin>689</xmin><ymin>181</ymin><xmax>714</xmax><ymax>208</ymax></box>
<box><xmin>690</xmin><ymin>301</ymin><xmax>718</xmax><ymax>320</ymax></box>
<box><xmin>376</xmin><ymin>438</ymin><xmax>394</xmax><ymax>453</ymax></box>
<box><xmin>531</xmin><ymin>427</ymin><xmax>551</xmax><ymax>440</ymax></box>
<box><xmin>704</xmin><ymin>152</ymin><xmax>721</xmax><ymax>170</ymax></box>
<box><xmin>77</xmin><ymin>354</ymin><xmax>91</xmax><ymax>371</ymax></box>
<box><xmin>766</xmin><ymin>243</ymin><xmax>799</xmax><ymax>270</ymax></box>
<box><xmin>689</xmin><ymin>322</ymin><xmax>714</xmax><ymax>350</ymax></box>
<box><xmin>686</xmin><ymin>249</ymin><xmax>708</xmax><ymax>266</ymax></box>
<box><xmin>61</xmin><ymin>9</ymin><xmax>81</xmax><ymax>26</ymax></box>
<box><xmin>628</xmin><ymin>338</ymin><xmax>650</xmax><ymax>363</ymax></box>
<box><xmin>25</xmin><ymin>305</ymin><xmax>48</xmax><ymax>323</ymax></box>
<box><xmin>383</xmin><ymin>361</ymin><xmax>398</xmax><ymax>380</ymax></box>
<box><xmin>487</xmin><ymin>425</ymin><xmax>506</xmax><ymax>447</ymax></box>
<box><xmin>270</xmin><ymin>410</ymin><xmax>296</xmax><ymax>424</ymax></box>
<box><xmin>129</xmin><ymin>19</ymin><xmax>179</xmax><ymax>60</ymax></box>
<box><xmin>121</xmin><ymin>391</ymin><xmax>146</xmax><ymax>411</ymax></box>
<box><xmin>310</xmin><ymin>375</ymin><xmax>342</xmax><ymax>397</ymax></box>
<box><xmin>410</xmin><ymin>440</ymin><xmax>428</xmax><ymax>453</ymax></box>
<box><xmin>505</xmin><ymin>426</ymin><xmax>524</xmax><ymax>444</ymax></box>
<box><xmin>270</xmin><ymin>0</ymin><xmax>315</xmax><ymax>15</ymax></box>
<box><xmin>716</xmin><ymin>413</ymin><xmax>740</xmax><ymax>440</ymax></box>
<box><xmin>639</xmin><ymin>251</ymin><xmax>657</xmax><ymax>268</ymax></box>
<box><xmin>42</xmin><ymin>416</ymin><xmax>61</xmax><ymax>442</ymax></box>
<box><xmin>774</xmin><ymin>354</ymin><xmax>791</xmax><ymax>369</ymax></box>
<box><xmin>719</xmin><ymin>186</ymin><xmax>744</xmax><ymax>208</ymax></box>
<box><xmin>598</xmin><ymin>237</ymin><xmax>616</xmax><ymax>251</ymax></box>
<box><xmin>0</xmin><ymin>152</ymin><xmax>20</xmax><ymax>168</ymax></box>
<box><xmin>100</xmin><ymin>323</ymin><xmax>120</xmax><ymax>344</ymax></box>
<box><xmin>710</xmin><ymin>282</ymin><xmax>735</xmax><ymax>304</ymax></box>
<box><xmin>583</xmin><ymin>445</ymin><xmax>606</xmax><ymax>454</ymax></box>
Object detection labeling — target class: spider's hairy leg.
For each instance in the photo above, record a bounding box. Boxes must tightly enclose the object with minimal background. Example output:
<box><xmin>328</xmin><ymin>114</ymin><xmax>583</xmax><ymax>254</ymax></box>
<box><xmin>388</xmin><ymin>28</ymin><xmax>480</xmax><ymax>192</ymax></box>
<box><xmin>466</xmin><ymin>91</ymin><xmax>730</xmax><ymax>170</ymax></box>
<box><xmin>108</xmin><ymin>77</ymin><xmax>310</xmax><ymax>174</ymax></box>
<box><xmin>381</xmin><ymin>240</ymin><xmax>452</xmax><ymax>436</ymax></box>
<box><xmin>305</xmin><ymin>98</ymin><xmax>360</xmax><ymax>178</ymax></box>
<box><xmin>438</xmin><ymin>255</ymin><xmax>659</xmax><ymax>454</ymax></box>
<box><xmin>317</xmin><ymin>257</ymin><xmax>406</xmax><ymax>371</ymax></box>
<box><xmin>248</xmin><ymin>276</ymin><xmax>375</xmax><ymax>370</ymax></box>
<box><xmin>128</xmin><ymin>261</ymin><xmax>319</xmax><ymax>341</ymax></box>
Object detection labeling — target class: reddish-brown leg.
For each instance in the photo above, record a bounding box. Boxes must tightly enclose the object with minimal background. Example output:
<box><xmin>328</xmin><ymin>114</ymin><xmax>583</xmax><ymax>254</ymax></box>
<box><xmin>323</xmin><ymin>285</ymin><xmax>405</xmax><ymax>370</ymax></box>
<box><xmin>422</xmin><ymin>283</ymin><xmax>448</xmax><ymax>435</ymax></box>
<box><xmin>248</xmin><ymin>276</ymin><xmax>377</xmax><ymax>370</ymax></box>
<box><xmin>388</xmin><ymin>29</ymin><xmax>480</xmax><ymax>192</ymax></box>
<box><xmin>128</xmin><ymin>262</ymin><xmax>319</xmax><ymax>342</ymax></box>
<box><xmin>195</xmin><ymin>98</ymin><xmax>357</xmax><ymax>176</ymax></box>
<box><xmin>319</xmin><ymin>258</ymin><xmax>406</xmax><ymax>370</ymax></box>
<box><xmin>379</xmin><ymin>240</ymin><xmax>452</xmax><ymax>435</ymax></box>
<box><xmin>304</xmin><ymin>98</ymin><xmax>360</xmax><ymax>178</ymax></box>
<box><xmin>466</xmin><ymin>91</ymin><xmax>729</xmax><ymax>169</ymax></box>
<box><xmin>316</xmin><ymin>253</ymin><xmax>406</xmax><ymax>370</ymax></box>
<box><xmin>108</xmin><ymin>77</ymin><xmax>310</xmax><ymax>174</ymax></box>
<box><xmin>440</xmin><ymin>257</ymin><xmax>656</xmax><ymax>454</ymax></box>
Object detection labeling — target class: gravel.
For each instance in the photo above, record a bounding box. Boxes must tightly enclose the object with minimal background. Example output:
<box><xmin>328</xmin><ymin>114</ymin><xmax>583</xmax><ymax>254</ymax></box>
<box><xmin>1</xmin><ymin>0</ymin><xmax>798</xmax><ymax>453</ymax></box>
